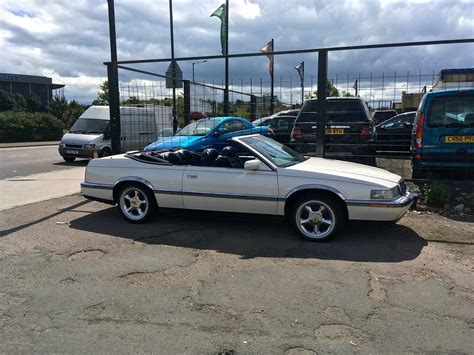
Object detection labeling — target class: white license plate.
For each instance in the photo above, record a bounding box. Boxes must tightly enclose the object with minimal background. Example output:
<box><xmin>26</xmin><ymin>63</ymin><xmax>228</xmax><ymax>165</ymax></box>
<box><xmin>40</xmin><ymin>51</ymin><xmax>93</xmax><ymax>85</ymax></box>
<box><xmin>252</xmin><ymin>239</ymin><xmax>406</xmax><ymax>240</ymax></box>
<box><xmin>66</xmin><ymin>150</ymin><xmax>79</xmax><ymax>154</ymax></box>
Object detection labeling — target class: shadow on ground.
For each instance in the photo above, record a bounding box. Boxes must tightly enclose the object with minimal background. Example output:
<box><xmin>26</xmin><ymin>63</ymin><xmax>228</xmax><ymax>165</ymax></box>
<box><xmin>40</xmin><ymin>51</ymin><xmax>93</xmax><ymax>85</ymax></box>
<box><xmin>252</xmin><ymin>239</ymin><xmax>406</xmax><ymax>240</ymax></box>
<box><xmin>53</xmin><ymin>159</ymin><xmax>89</xmax><ymax>167</ymax></box>
<box><xmin>69</xmin><ymin>206</ymin><xmax>427</xmax><ymax>262</ymax></box>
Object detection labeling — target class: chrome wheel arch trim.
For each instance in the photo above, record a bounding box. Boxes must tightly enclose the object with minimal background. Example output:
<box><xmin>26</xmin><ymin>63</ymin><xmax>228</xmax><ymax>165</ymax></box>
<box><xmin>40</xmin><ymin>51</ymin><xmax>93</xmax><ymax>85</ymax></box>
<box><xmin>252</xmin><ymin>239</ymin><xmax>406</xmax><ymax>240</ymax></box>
<box><xmin>283</xmin><ymin>184</ymin><xmax>346</xmax><ymax>201</ymax></box>
<box><xmin>114</xmin><ymin>176</ymin><xmax>155</xmax><ymax>191</ymax></box>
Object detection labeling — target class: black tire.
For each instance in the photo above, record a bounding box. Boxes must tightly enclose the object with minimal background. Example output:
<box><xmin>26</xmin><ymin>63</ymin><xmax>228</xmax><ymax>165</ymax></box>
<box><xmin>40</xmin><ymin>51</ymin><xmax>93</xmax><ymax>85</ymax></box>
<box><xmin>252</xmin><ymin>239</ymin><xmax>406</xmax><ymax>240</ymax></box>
<box><xmin>117</xmin><ymin>184</ymin><xmax>157</xmax><ymax>223</ymax></box>
<box><xmin>289</xmin><ymin>193</ymin><xmax>346</xmax><ymax>241</ymax></box>
<box><xmin>63</xmin><ymin>156</ymin><xmax>76</xmax><ymax>162</ymax></box>
<box><xmin>100</xmin><ymin>147</ymin><xmax>112</xmax><ymax>158</ymax></box>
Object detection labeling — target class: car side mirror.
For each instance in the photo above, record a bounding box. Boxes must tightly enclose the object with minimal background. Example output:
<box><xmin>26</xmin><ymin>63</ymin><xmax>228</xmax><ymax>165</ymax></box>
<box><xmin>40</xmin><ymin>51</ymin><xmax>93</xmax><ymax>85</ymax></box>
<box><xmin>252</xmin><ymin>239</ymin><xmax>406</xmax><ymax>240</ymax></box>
<box><xmin>244</xmin><ymin>159</ymin><xmax>261</xmax><ymax>170</ymax></box>
<box><xmin>214</xmin><ymin>127</ymin><xmax>228</xmax><ymax>136</ymax></box>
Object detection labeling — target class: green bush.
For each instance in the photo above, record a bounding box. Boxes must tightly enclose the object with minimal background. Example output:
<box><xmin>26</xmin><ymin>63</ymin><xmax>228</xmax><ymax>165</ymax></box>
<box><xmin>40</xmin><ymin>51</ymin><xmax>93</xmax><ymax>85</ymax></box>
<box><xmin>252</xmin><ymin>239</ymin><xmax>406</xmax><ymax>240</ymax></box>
<box><xmin>0</xmin><ymin>111</ymin><xmax>64</xmax><ymax>143</ymax></box>
<box><xmin>422</xmin><ymin>180</ymin><xmax>449</xmax><ymax>207</ymax></box>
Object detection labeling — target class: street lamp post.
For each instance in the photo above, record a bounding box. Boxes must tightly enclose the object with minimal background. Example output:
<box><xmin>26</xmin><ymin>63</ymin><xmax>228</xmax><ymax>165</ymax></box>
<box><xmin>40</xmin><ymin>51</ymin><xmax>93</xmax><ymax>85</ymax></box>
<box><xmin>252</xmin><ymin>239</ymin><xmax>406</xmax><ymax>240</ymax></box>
<box><xmin>192</xmin><ymin>60</ymin><xmax>207</xmax><ymax>82</ymax></box>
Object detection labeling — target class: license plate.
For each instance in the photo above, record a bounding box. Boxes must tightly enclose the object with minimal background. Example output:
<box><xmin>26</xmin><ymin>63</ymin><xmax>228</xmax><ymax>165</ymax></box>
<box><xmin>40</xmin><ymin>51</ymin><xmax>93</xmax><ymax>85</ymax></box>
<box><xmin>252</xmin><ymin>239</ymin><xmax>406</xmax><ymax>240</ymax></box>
<box><xmin>325</xmin><ymin>128</ymin><xmax>344</xmax><ymax>135</ymax></box>
<box><xmin>445</xmin><ymin>136</ymin><xmax>474</xmax><ymax>143</ymax></box>
<box><xmin>66</xmin><ymin>150</ymin><xmax>79</xmax><ymax>154</ymax></box>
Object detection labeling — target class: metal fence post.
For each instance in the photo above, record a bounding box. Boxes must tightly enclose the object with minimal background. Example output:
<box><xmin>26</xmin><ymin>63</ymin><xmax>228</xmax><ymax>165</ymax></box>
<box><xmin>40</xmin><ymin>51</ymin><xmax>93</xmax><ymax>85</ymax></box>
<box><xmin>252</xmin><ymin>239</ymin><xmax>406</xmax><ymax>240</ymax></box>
<box><xmin>315</xmin><ymin>50</ymin><xmax>328</xmax><ymax>158</ymax></box>
<box><xmin>250</xmin><ymin>95</ymin><xmax>257</xmax><ymax>120</ymax></box>
<box><xmin>183</xmin><ymin>80</ymin><xmax>191</xmax><ymax>125</ymax></box>
<box><xmin>107</xmin><ymin>63</ymin><xmax>121</xmax><ymax>154</ymax></box>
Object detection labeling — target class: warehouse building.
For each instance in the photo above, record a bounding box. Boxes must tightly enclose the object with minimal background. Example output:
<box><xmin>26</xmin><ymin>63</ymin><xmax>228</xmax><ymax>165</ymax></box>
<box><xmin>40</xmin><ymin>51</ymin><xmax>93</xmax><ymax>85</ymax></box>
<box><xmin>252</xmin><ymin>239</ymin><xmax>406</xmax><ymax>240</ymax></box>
<box><xmin>0</xmin><ymin>73</ymin><xmax>65</xmax><ymax>105</ymax></box>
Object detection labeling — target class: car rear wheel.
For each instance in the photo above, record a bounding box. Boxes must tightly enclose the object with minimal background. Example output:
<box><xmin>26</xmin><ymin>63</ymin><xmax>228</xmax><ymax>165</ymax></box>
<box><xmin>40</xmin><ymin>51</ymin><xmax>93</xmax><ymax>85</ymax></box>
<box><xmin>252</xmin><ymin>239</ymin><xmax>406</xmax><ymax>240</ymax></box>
<box><xmin>118</xmin><ymin>184</ymin><xmax>156</xmax><ymax>223</ymax></box>
<box><xmin>100</xmin><ymin>147</ymin><xmax>112</xmax><ymax>158</ymax></box>
<box><xmin>290</xmin><ymin>194</ymin><xmax>345</xmax><ymax>241</ymax></box>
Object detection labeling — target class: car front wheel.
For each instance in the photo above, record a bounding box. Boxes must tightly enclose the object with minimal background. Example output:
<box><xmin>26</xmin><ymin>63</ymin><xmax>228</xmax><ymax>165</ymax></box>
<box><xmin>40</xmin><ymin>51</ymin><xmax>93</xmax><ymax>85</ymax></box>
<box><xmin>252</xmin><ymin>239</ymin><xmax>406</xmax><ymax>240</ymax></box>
<box><xmin>118</xmin><ymin>184</ymin><xmax>156</xmax><ymax>223</ymax></box>
<box><xmin>63</xmin><ymin>156</ymin><xmax>76</xmax><ymax>162</ymax></box>
<box><xmin>290</xmin><ymin>194</ymin><xmax>345</xmax><ymax>241</ymax></box>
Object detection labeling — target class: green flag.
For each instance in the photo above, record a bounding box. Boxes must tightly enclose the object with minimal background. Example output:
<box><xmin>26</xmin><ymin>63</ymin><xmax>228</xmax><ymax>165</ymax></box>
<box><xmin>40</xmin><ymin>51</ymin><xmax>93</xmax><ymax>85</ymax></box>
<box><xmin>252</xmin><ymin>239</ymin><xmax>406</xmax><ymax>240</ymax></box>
<box><xmin>210</xmin><ymin>4</ymin><xmax>227</xmax><ymax>55</ymax></box>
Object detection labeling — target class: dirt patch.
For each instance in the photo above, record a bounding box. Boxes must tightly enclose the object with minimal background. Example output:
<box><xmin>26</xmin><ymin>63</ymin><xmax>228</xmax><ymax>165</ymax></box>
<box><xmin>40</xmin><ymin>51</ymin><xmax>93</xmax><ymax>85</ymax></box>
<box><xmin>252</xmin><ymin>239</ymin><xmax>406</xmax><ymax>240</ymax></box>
<box><xmin>314</xmin><ymin>324</ymin><xmax>367</xmax><ymax>344</ymax></box>
<box><xmin>322</xmin><ymin>306</ymin><xmax>351</xmax><ymax>323</ymax></box>
<box><xmin>285</xmin><ymin>347</ymin><xmax>317</xmax><ymax>355</ymax></box>
<box><xmin>0</xmin><ymin>293</ymin><xmax>27</xmax><ymax>325</ymax></box>
<box><xmin>368</xmin><ymin>271</ymin><xmax>386</xmax><ymax>302</ymax></box>
<box><xmin>68</xmin><ymin>249</ymin><xmax>105</xmax><ymax>261</ymax></box>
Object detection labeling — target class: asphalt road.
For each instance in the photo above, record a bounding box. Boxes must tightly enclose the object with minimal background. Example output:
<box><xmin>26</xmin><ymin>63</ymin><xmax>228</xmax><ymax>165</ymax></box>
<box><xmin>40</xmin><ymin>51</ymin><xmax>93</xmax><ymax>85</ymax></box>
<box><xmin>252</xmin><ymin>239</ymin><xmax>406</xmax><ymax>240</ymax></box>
<box><xmin>0</xmin><ymin>145</ymin><xmax>88</xmax><ymax>180</ymax></box>
<box><xmin>1</xmin><ymin>194</ymin><xmax>472</xmax><ymax>353</ymax></box>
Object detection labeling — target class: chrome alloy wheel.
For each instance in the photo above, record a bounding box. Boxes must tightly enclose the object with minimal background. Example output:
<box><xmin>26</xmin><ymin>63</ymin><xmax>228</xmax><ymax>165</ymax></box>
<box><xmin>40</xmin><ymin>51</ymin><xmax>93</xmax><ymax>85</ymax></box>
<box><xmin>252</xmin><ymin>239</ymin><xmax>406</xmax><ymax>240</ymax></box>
<box><xmin>120</xmin><ymin>187</ymin><xmax>149</xmax><ymax>221</ymax></box>
<box><xmin>295</xmin><ymin>200</ymin><xmax>336</xmax><ymax>240</ymax></box>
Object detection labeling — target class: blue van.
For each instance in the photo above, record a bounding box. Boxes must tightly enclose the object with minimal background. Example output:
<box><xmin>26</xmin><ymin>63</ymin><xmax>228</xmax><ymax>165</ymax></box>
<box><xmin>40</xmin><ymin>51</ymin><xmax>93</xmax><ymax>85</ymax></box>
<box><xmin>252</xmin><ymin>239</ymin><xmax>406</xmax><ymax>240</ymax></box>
<box><xmin>411</xmin><ymin>88</ymin><xmax>474</xmax><ymax>179</ymax></box>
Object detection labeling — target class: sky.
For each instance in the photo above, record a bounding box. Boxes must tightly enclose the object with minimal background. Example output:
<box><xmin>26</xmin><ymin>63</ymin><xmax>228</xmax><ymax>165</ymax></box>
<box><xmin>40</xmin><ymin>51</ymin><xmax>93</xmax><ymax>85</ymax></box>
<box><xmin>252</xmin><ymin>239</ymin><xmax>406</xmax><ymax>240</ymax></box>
<box><xmin>1</xmin><ymin>0</ymin><xmax>473</xmax><ymax>104</ymax></box>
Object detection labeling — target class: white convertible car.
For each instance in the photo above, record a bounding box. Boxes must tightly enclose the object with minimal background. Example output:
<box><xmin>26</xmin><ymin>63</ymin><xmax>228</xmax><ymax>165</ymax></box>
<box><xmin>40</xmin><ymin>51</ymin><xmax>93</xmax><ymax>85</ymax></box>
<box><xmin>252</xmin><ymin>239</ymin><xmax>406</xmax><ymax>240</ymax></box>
<box><xmin>81</xmin><ymin>134</ymin><xmax>417</xmax><ymax>241</ymax></box>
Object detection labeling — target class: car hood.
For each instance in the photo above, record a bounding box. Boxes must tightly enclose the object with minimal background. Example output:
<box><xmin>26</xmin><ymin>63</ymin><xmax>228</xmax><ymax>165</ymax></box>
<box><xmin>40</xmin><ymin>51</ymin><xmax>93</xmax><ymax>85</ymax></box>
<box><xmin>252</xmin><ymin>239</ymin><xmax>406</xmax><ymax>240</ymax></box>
<box><xmin>61</xmin><ymin>133</ymin><xmax>103</xmax><ymax>145</ymax></box>
<box><xmin>144</xmin><ymin>135</ymin><xmax>202</xmax><ymax>151</ymax></box>
<box><xmin>285</xmin><ymin>157</ymin><xmax>401</xmax><ymax>188</ymax></box>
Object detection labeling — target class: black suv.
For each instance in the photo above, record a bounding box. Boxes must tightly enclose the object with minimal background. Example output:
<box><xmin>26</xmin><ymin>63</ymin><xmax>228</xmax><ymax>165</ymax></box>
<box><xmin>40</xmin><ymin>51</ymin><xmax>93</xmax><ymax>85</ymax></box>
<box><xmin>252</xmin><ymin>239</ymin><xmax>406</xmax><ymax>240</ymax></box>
<box><xmin>290</xmin><ymin>97</ymin><xmax>376</xmax><ymax>165</ymax></box>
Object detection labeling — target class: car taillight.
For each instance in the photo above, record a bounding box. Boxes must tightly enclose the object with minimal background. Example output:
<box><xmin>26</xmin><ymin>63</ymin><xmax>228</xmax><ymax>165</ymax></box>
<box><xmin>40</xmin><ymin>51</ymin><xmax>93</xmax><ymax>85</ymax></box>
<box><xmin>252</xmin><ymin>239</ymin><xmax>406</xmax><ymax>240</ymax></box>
<box><xmin>415</xmin><ymin>112</ymin><xmax>425</xmax><ymax>149</ymax></box>
<box><xmin>291</xmin><ymin>124</ymin><xmax>303</xmax><ymax>139</ymax></box>
<box><xmin>360</xmin><ymin>124</ymin><xmax>370</xmax><ymax>139</ymax></box>
<box><xmin>268</xmin><ymin>127</ymin><xmax>275</xmax><ymax>136</ymax></box>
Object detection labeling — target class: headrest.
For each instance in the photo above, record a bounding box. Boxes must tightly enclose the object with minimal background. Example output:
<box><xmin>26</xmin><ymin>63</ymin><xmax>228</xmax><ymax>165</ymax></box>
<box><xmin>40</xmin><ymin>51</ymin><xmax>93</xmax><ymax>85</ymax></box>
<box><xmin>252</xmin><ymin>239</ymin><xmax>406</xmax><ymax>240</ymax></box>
<box><xmin>201</xmin><ymin>148</ymin><xmax>219</xmax><ymax>161</ymax></box>
<box><xmin>221</xmin><ymin>146</ymin><xmax>238</xmax><ymax>157</ymax></box>
<box><xmin>175</xmin><ymin>149</ymin><xmax>195</xmax><ymax>161</ymax></box>
<box><xmin>160</xmin><ymin>151</ymin><xmax>182</xmax><ymax>164</ymax></box>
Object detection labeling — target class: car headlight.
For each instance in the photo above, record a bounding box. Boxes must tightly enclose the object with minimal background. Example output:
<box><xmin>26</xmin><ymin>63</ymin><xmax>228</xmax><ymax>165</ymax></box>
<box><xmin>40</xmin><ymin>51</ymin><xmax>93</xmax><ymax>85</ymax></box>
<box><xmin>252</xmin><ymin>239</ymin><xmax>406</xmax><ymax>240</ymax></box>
<box><xmin>370</xmin><ymin>186</ymin><xmax>401</xmax><ymax>200</ymax></box>
<box><xmin>83</xmin><ymin>144</ymin><xmax>96</xmax><ymax>149</ymax></box>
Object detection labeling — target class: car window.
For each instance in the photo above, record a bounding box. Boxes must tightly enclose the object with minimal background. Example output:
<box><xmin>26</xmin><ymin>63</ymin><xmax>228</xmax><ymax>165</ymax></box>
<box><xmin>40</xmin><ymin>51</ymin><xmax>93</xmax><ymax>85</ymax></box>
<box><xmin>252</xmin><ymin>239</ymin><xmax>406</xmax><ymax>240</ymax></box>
<box><xmin>276</xmin><ymin>117</ymin><xmax>294</xmax><ymax>130</ymax></box>
<box><xmin>427</xmin><ymin>95</ymin><xmax>474</xmax><ymax>128</ymax></box>
<box><xmin>176</xmin><ymin>120</ymin><xmax>218</xmax><ymax>136</ymax></box>
<box><xmin>383</xmin><ymin>117</ymin><xmax>404</xmax><ymax>129</ymax></box>
<box><xmin>220</xmin><ymin>120</ymin><xmax>247</xmax><ymax>132</ymax></box>
<box><xmin>297</xmin><ymin>100</ymin><xmax>368</xmax><ymax>123</ymax></box>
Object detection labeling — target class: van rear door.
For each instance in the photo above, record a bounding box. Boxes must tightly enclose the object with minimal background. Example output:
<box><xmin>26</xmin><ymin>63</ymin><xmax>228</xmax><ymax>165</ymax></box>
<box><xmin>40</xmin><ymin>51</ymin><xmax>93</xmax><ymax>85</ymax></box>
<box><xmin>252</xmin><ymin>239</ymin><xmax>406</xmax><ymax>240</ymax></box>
<box><xmin>423</xmin><ymin>93</ymin><xmax>474</xmax><ymax>164</ymax></box>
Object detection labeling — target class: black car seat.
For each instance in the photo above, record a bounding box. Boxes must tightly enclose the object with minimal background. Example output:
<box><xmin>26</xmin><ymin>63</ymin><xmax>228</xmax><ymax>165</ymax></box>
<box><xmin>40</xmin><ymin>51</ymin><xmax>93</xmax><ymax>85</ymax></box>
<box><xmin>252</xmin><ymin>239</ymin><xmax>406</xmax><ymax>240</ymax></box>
<box><xmin>200</xmin><ymin>148</ymin><xmax>219</xmax><ymax>166</ymax></box>
<box><xmin>175</xmin><ymin>149</ymin><xmax>196</xmax><ymax>165</ymax></box>
<box><xmin>215</xmin><ymin>146</ymin><xmax>243</xmax><ymax>168</ymax></box>
<box><xmin>159</xmin><ymin>151</ymin><xmax>182</xmax><ymax>164</ymax></box>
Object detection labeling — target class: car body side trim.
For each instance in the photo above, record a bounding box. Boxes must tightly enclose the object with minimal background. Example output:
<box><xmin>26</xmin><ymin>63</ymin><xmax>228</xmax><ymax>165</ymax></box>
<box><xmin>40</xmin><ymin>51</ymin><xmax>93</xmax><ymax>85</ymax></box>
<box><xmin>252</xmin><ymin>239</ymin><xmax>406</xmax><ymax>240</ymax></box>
<box><xmin>346</xmin><ymin>192</ymin><xmax>418</xmax><ymax>208</ymax></box>
<box><xmin>81</xmin><ymin>182</ymin><xmax>114</xmax><ymax>190</ymax></box>
<box><xmin>284</xmin><ymin>184</ymin><xmax>346</xmax><ymax>201</ymax></box>
<box><xmin>154</xmin><ymin>189</ymin><xmax>279</xmax><ymax>202</ymax></box>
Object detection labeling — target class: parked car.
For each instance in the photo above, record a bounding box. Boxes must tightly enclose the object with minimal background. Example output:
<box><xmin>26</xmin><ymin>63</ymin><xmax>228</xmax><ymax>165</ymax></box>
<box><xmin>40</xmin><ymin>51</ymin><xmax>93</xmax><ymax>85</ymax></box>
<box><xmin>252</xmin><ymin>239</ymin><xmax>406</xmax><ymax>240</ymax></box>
<box><xmin>253</xmin><ymin>115</ymin><xmax>296</xmax><ymax>143</ymax></box>
<box><xmin>272</xmin><ymin>109</ymin><xmax>300</xmax><ymax>117</ymax></box>
<box><xmin>58</xmin><ymin>105</ymin><xmax>173</xmax><ymax>162</ymax></box>
<box><xmin>411</xmin><ymin>88</ymin><xmax>474</xmax><ymax>179</ymax></box>
<box><xmin>290</xmin><ymin>97</ymin><xmax>376</xmax><ymax>165</ymax></box>
<box><xmin>375</xmin><ymin>111</ymin><xmax>416</xmax><ymax>155</ymax></box>
<box><xmin>144</xmin><ymin>117</ymin><xmax>275</xmax><ymax>152</ymax></box>
<box><xmin>82</xmin><ymin>134</ymin><xmax>417</xmax><ymax>241</ymax></box>
<box><xmin>372</xmin><ymin>109</ymin><xmax>398</xmax><ymax>125</ymax></box>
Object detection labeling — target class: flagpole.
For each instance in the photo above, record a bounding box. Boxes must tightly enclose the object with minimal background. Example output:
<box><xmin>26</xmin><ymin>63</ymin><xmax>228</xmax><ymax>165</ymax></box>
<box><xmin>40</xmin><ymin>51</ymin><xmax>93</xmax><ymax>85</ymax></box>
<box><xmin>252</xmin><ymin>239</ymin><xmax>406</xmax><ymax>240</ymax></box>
<box><xmin>224</xmin><ymin>0</ymin><xmax>229</xmax><ymax>116</ymax></box>
<box><xmin>270</xmin><ymin>38</ymin><xmax>274</xmax><ymax>115</ymax></box>
<box><xmin>301</xmin><ymin>62</ymin><xmax>304</xmax><ymax>105</ymax></box>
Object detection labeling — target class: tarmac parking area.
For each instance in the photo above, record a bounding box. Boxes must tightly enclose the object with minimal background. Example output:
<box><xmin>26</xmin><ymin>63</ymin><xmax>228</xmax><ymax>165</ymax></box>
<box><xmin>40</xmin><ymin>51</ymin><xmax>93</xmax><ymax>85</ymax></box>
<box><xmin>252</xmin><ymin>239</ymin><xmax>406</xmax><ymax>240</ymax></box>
<box><xmin>0</xmin><ymin>194</ymin><xmax>473</xmax><ymax>353</ymax></box>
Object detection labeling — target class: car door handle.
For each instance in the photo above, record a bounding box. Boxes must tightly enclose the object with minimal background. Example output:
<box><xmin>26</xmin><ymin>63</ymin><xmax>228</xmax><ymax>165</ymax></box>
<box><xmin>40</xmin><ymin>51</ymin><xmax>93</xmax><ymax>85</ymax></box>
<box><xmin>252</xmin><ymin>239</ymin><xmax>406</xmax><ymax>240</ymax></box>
<box><xmin>187</xmin><ymin>174</ymin><xmax>198</xmax><ymax>179</ymax></box>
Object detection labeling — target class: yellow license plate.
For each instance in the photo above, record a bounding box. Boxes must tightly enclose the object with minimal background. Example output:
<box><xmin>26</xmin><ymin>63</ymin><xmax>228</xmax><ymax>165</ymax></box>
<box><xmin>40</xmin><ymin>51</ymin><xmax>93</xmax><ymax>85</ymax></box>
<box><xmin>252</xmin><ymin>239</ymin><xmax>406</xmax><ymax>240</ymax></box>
<box><xmin>445</xmin><ymin>136</ymin><xmax>474</xmax><ymax>143</ymax></box>
<box><xmin>325</xmin><ymin>128</ymin><xmax>344</xmax><ymax>135</ymax></box>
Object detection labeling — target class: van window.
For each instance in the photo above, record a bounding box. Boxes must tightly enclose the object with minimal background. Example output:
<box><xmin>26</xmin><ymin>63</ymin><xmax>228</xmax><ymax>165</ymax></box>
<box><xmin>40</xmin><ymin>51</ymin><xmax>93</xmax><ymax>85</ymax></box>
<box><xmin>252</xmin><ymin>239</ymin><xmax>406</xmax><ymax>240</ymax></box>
<box><xmin>70</xmin><ymin>119</ymin><xmax>109</xmax><ymax>134</ymax></box>
<box><xmin>427</xmin><ymin>96</ymin><xmax>474</xmax><ymax>128</ymax></box>
<box><xmin>298</xmin><ymin>100</ymin><xmax>367</xmax><ymax>123</ymax></box>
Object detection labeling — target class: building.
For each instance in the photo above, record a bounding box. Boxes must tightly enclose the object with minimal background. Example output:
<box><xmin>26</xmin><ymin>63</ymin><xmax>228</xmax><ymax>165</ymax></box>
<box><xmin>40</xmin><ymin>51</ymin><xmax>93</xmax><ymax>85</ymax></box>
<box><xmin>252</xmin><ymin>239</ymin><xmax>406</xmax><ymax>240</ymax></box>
<box><xmin>0</xmin><ymin>73</ymin><xmax>65</xmax><ymax>106</ymax></box>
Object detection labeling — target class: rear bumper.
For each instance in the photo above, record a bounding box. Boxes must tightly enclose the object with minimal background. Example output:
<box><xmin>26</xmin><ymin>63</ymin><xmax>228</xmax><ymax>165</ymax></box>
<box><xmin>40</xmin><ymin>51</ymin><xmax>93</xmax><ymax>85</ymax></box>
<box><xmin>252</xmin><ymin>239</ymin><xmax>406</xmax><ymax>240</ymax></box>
<box><xmin>81</xmin><ymin>182</ymin><xmax>114</xmax><ymax>202</ymax></box>
<box><xmin>347</xmin><ymin>192</ymin><xmax>418</xmax><ymax>221</ymax></box>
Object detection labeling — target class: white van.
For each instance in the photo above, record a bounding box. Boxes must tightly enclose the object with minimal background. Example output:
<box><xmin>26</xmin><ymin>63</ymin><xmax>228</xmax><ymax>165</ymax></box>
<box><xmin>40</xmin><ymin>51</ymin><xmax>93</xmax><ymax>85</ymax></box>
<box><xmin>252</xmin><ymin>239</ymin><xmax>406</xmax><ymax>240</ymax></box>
<box><xmin>58</xmin><ymin>105</ymin><xmax>173</xmax><ymax>162</ymax></box>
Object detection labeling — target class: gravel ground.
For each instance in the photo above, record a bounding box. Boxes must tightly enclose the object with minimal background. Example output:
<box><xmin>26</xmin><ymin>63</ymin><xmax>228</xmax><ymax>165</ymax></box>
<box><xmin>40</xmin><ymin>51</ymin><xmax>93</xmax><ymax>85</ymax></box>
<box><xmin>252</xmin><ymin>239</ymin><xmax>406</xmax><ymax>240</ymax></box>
<box><xmin>0</xmin><ymin>194</ymin><xmax>473</xmax><ymax>354</ymax></box>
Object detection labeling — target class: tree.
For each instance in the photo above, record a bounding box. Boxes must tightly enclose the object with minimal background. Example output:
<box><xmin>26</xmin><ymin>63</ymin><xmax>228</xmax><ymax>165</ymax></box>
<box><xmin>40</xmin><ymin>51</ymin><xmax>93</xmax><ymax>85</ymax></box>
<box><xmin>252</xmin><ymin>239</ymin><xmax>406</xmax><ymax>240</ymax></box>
<box><xmin>305</xmin><ymin>80</ymin><xmax>340</xmax><ymax>99</ymax></box>
<box><xmin>0</xmin><ymin>90</ymin><xmax>14</xmax><ymax>111</ymax></box>
<box><xmin>25</xmin><ymin>93</ymin><xmax>43</xmax><ymax>112</ymax></box>
<box><xmin>66</xmin><ymin>100</ymin><xmax>85</xmax><ymax>128</ymax></box>
<box><xmin>96</xmin><ymin>80</ymin><xmax>109</xmax><ymax>105</ymax></box>
<box><xmin>13</xmin><ymin>93</ymin><xmax>27</xmax><ymax>112</ymax></box>
<box><xmin>48</xmin><ymin>94</ymin><xmax>69</xmax><ymax>126</ymax></box>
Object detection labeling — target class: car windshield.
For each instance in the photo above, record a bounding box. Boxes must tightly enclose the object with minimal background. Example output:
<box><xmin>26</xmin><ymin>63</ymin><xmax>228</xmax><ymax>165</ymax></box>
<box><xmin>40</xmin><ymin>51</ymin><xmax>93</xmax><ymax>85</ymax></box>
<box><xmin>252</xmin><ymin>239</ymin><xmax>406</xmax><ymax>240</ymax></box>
<box><xmin>239</xmin><ymin>135</ymin><xmax>308</xmax><ymax>167</ymax></box>
<box><xmin>70</xmin><ymin>119</ymin><xmax>109</xmax><ymax>134</ymax></box>
<box><xmin>176</xmin><ymin>120</ymin><xmax>218</xmax><ymax>136</ymax></box>
<box><xmin>427</xmin><ymin>96</ymin><xmax>474</xmax><ymax>128</ymax></box>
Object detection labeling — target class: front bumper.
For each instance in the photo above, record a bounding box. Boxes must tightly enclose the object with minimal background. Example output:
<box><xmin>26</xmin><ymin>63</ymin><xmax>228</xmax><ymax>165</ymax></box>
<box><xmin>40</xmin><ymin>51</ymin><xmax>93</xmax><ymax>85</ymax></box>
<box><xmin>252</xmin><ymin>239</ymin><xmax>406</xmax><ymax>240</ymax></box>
<box><xmin>346</xmin><ymin>192</ymin><xmax>418</xmax><ymax>221</ymax></box>
<box><xmin>59</xmin><ymin>146</ymin><xmax>94</xmax><ymax>158</ymax></box>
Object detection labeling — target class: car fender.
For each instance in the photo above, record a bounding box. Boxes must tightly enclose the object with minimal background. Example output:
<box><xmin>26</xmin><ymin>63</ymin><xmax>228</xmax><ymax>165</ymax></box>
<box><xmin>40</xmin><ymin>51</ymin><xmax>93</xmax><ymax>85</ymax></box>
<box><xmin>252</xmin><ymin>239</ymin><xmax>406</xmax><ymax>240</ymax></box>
<box><xmin>114</xmin><ymin>176</ymin><xmax>155</xmax><ymax>191</ymax></box>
